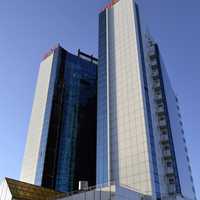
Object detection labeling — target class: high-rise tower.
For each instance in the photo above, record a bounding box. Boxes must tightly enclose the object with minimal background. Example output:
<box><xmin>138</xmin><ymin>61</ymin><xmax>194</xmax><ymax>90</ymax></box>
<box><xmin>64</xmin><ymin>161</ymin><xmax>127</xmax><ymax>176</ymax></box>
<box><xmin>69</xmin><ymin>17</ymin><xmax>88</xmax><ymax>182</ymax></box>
<box><xmin>97</xmin><ymin>0</ymin><xmax>196</xmax><ymax>200</ymax></box>
<box><xmin>20</xmin><ymin>45</ymin><xmax>98</xmax><ymax>193</ymax></box>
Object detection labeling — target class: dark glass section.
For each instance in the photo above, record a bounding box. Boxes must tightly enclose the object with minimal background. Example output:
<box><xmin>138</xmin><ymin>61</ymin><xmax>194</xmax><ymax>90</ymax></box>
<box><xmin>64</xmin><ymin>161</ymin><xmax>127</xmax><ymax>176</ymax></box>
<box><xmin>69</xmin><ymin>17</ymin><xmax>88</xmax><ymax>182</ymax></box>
<box><xmin>41</xmin><ymin>48</ymin><xmax>66</xmax><ymax>188</ymax></box>
<box><xmin>40</xmin><ymin>47</ymin><xmax>97</xmax><ymax>193</ymax></box>
<box><xmin>135</xmin><ymin>3</ymin><xmax>161</xmax><ymax>199</ymax></box>
<box><xmin>73</xmin><ymin>91</ymin><xmax>97</xmax><ymax>190</ymax></box>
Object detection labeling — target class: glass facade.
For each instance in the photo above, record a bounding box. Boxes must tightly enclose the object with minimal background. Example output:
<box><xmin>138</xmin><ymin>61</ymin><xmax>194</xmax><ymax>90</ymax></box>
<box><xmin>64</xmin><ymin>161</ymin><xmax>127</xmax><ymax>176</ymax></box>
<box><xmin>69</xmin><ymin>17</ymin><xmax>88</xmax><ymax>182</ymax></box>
<box><xmin>96</xmin><ymin>10</ymin><xmax>110</xmax><ymax>185</ymax></box>
<box><xmin>34</xmin><ymin>47</ymin><xmax>97</xmax><ymax>193</ymax></box>
<box><xmin>20</xmin><ymin>1</ymin><xmax>196</xmax><ymax>199</ymax></box>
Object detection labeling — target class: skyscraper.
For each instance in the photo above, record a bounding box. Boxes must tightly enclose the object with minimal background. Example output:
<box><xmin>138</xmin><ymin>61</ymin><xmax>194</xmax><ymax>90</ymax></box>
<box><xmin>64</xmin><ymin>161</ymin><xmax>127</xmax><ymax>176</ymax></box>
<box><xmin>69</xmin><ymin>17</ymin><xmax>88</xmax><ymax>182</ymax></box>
<box><xmin>97</xmin><ymin>0</ymin><xmax>196</xmax><ymax>200</ymax></box>
<box><xmin>20</xmin><ymin>45</ymin><xmax>98</xmax><ymax>193</ymax></box>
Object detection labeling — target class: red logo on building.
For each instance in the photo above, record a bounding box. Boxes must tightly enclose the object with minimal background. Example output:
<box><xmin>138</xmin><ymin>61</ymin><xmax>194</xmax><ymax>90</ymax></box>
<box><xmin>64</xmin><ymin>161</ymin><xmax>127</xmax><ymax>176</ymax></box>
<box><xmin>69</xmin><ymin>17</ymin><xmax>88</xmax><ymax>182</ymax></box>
<box><xmin>42</xmin><ymin>43</ymin><xmax>60</xmax><ymax>61</ymax></box>
<box><xmin>101</xmin><ymin>0</ymin><xmax>120</xmax><ymax>12</ymax></box>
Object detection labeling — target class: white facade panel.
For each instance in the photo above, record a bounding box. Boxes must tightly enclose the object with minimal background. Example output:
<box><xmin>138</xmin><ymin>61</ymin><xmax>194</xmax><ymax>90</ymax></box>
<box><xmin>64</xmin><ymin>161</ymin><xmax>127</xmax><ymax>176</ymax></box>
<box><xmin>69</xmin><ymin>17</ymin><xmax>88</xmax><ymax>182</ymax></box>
<box><xmin>20</xmin><ymin>54</ymin><xmax>54</xmax><ymax>184</ymax></box>
<box><xmin>105</xmin><ymin>0</ymin><xmax>153</xmax><ymax>195</ymax></box>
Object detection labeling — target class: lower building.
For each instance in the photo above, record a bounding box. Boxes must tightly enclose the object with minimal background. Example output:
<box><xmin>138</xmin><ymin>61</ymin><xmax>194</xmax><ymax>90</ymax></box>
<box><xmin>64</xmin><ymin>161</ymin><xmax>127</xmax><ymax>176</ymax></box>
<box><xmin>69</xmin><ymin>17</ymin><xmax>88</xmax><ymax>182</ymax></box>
<box><xmin>59</xmin><ymin>184</ymin><xmax>151</xmax><ymax>200</ymax></box>
<box><xmin>20</xmin><ymin>45</ymin><xmax>98</xmax><ymax>193</ymax></box>
<box><xmin>0</xmin><ymin>178</ymin><xmax>152</xmax><ymax>200</ymax></box>
<box><xmin>0</xmin><ymin>178</ymin><xmax>190</xmax><ymax>200</ymax></box>
<box><xmin>0</xmin><ymin>178</ymin><xmax>65</xmax><ymax>200</ymax></box>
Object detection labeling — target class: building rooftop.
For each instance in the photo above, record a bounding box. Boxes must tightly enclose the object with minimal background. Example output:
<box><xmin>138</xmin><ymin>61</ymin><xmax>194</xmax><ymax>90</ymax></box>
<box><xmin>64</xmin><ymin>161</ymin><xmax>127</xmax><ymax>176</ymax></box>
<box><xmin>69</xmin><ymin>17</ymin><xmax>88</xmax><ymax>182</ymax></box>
<box><xmin>0</xmin><ymin>178</ymin><xmax>66</xmax><ymax>200</ymax></box>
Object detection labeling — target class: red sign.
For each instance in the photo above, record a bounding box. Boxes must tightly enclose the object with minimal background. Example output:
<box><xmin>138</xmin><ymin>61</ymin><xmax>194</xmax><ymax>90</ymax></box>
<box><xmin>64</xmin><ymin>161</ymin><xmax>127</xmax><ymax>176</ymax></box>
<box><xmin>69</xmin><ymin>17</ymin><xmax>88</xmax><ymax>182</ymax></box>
<box><xmin>101</xmin><ymin>0</ymin><xmax>120</xmax><ymax>12</ymax></box>
<box><xmin>42</xmin><ymin>43</ymin><xmax>60</xmax><ymax>61</ymax></box>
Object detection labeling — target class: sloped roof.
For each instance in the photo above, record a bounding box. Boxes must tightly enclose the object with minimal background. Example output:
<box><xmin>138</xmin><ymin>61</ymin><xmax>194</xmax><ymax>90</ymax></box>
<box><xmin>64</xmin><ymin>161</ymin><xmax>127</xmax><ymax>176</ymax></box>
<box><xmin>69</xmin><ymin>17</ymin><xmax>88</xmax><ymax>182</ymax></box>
<box><xmin>4</xmin><ymin>178</ymin><xmax>66</xmax><ymax>200</ymax></box>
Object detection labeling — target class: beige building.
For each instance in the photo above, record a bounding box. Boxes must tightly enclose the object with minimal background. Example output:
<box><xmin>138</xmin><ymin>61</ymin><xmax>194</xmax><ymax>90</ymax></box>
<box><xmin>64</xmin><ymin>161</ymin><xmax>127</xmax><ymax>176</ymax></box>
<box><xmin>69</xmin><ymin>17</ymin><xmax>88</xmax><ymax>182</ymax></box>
<box><xmin>97</xmin><ymin>0</ymin><xmax>196</xmax><ymax>200</ymax></box>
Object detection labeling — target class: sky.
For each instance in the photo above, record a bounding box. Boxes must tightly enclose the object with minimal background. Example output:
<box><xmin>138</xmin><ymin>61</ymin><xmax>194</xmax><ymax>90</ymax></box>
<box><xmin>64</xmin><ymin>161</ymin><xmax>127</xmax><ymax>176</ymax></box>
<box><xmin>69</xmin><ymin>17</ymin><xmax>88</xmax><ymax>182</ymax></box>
<box><xmin>0</xmin><ymin>0</ymin><xmax>199</xmax><ymax>198</ymax></box>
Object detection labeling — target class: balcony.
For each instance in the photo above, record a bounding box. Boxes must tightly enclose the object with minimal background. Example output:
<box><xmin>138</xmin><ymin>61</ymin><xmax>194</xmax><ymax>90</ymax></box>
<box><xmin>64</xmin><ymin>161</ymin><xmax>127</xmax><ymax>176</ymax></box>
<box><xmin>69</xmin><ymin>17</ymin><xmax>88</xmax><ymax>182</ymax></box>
<box><xmin>152</xmin><ymin>69</ymin><xmax>159</xmax><ymax>79</ymax></box>
<box><xmin>160</xmin><ymin>134</ymin><xmax>169</xmax><ymax>144</ymax></box>
<box><xmin>156</xmin><ymin>105</ymin><xmax>165</xmax><ymax>115</ymax></box>
<box><xmin>150</xmin><ymin>59</ymin><xmax>159</xmax><ymax>69</ymax></box>
<box><xmin>159</xmin><ymin>119</ymin><xmax>167</xmax><ymax>129</ymax></box>
<box><xmin>153</xmin><ymin>81</ymin><xmax>161</xmax><ymax>91</ymax></box>
<box><xmin>168</xmin><ymin>184</ymin><xmax>176</xmax><ymax>195</ymax></box>
<box><xmin>166</xmin><ymin>167</ymin><xmax>174</xmax><ymax>176</ymax></box>
<box><xmin>155</xmin><ymin>94</ymin><xmax>163</xmax><ymax>103</ymax></box>
<box><xmin>163</xmin><ymin>149</ymin><xmax>172</xmax><ymax>159</ymax></box>
<box><xmin>149</xmin><ymin>46</ymin><xmax>156</xmax><ymax>59</ymax></box>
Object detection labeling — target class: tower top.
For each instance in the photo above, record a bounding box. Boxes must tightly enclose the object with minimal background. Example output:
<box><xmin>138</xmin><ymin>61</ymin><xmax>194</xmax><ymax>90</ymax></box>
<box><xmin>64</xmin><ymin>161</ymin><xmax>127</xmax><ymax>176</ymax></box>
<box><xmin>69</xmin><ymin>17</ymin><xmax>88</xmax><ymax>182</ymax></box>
<box><xmin>101</xmin><ymin>0</ymin><xmax>120</xmax><ymax>12</ymax></box>
<box><xmin>42</xmin><ymin>43</ymin><xmax>60</xmax><ymax>61</ymax></box>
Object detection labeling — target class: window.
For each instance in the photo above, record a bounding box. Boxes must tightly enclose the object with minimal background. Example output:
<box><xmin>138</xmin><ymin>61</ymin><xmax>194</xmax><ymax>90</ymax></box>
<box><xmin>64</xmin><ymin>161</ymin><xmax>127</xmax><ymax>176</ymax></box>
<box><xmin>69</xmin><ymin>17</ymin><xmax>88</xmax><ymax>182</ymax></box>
<box><xmin>169</xmin><ymin>178</ymin><xmax>175</xmax><ymax>184</ymax></box>
<box><xmin>166</xmin><ymin>161</ymin><xmax>172</xmax><ymax>167</ymax></box>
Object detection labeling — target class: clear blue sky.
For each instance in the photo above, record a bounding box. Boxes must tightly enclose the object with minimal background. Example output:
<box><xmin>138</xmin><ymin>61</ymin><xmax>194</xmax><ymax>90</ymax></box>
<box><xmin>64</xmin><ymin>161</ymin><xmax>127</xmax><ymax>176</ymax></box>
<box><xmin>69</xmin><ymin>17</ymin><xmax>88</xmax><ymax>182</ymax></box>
<box><xmin>0</xmin><ymin>0</ymin><xmax>199</xmax><ymax>198</ymax></box>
